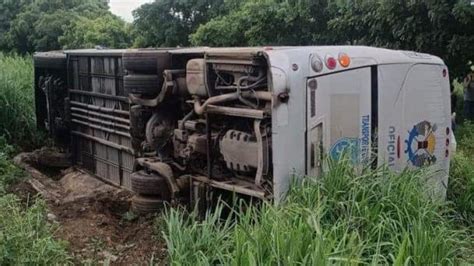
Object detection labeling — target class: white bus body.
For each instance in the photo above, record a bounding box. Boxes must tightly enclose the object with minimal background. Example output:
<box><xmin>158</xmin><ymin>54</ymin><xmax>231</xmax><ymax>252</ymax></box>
<box><xmin>266</xmin><ymin>46</ymin><xmax>451</xmax><ymax>200</ymax></box>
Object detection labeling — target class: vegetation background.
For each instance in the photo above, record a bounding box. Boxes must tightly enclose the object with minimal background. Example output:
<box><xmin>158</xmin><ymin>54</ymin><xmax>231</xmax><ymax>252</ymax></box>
<box><xmin>0</xmin><ymin>0</ymin><xmax>472</xmax><ymax>264</ymax></box>
<box><xmin>0</xmin><ymin>0</ymin><xmax>472</xmax><ymax>78</ymax></box>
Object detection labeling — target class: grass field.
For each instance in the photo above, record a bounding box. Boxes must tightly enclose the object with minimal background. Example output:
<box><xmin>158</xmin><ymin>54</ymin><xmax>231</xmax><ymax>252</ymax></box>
<box><xmin>162</xmin><ymin>159</ymin><xmax>473</xmax><ymax>265</ymax></box>
<box><xmin>0</xmin><ymin>53</ymin><xmax>472</xmax><ymax>264</ymax></box>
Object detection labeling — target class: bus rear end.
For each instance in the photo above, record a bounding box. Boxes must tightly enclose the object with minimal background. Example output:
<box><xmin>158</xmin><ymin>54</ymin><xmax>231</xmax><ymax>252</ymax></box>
<box><xmin>291</xmin><ymin>47</ymin><xmax>452</xmax><ymax>200</ymax></box>
<box><xmin>378</xmin><ymin>61</ymin><xmax>451</xmax><ymax>198</ymax></box>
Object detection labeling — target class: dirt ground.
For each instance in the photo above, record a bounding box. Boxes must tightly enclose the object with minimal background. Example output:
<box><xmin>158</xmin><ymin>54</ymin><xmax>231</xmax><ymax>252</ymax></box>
<box><xmin>11</xmin><ymin>151</ymin><xmax>167</xmax><ymax>265</ymax></box>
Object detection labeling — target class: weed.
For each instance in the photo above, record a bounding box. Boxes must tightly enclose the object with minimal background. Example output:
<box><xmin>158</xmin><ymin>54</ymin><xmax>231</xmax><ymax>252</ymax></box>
<box><xmin>122</xmin><ymin>211</ymin><xmax>139</xmax><ymax>222</ymax></box>
<box><xmin>87</xmin><ymin>236</ymin><xmax>106</xmax><ymax>255</ymax></box>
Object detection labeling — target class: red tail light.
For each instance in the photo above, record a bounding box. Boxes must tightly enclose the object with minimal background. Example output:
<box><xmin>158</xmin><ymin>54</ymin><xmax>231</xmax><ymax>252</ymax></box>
<box><xmin>325</xmin><ymin>55</ymin><xmax>337</xmax><ymax>70</ymax></box>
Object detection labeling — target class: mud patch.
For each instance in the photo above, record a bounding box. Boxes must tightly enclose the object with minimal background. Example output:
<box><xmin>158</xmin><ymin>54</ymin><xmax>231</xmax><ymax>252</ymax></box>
<box><xmin>51</xmin><ymin>190</ymin><xmax>167</xmax><ymax>265</ymax></box>
<box><xmin>13</xmin><ymin>152</ymin><xmax>167</xmax><ymax>265</ymax></box>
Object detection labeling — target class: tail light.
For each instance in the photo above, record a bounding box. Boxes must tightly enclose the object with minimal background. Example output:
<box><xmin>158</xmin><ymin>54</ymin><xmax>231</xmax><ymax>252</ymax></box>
<box><xmin>311</xmin><ymin>55</ymin><xmax>324</xmax><ymax>72</ymax></box>
<box><xmin>338</xmin><ymin>53</ymin><xmax>351</xmax><ymax>68</ymax></box>
<box><xmin>325</xmin><ymin>55</ymin><xmax>337</xmax><ymax>70</ymax></box>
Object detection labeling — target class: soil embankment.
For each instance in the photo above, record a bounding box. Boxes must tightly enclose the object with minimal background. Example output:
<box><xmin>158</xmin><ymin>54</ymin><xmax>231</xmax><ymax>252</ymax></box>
<box><xmin>12</xmin><ymin>150</ymin><xmax>166</xmax><ymax>264</ymax></box>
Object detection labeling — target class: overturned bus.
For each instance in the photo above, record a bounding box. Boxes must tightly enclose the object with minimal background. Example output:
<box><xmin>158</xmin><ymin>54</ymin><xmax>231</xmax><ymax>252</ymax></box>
<box><xmin>33</xmin><ymin>46</ymin><xmax>452</xmax><ymax>213</ymax></box>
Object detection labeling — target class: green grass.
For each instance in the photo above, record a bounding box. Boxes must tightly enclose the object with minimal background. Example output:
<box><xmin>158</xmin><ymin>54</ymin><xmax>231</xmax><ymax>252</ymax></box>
<box><xmin>0</xmin><ymin>53</ymin><xmax>44</xmax><ymax>150</ymax></box>
<box><xmin>448</xmin><ymin>122</ymin><xmax>474</xmax><ymax>226</ymax></box>
<box><xmin>0</xmin><ymin>54</ymin><xmax>70</xmax><ymax>264</ymax></box>
<box><xmin>161</xmin><ymin>161</ymin><xmax>471</xmax><ymax>265</ymax></box>
<box><xmin>0</xmin><ymin>139</ymin><xmax>70</xmax><ymax>265</ymax></box>
<box><xmin>0</xmin><ymin>195</ymin><xmax>71</xmax><ymax>265</ymax></box>
<box><xmin>0</xmin><ymin>137</ymin><xmax>23</xmax><ymax>195</ymax></box>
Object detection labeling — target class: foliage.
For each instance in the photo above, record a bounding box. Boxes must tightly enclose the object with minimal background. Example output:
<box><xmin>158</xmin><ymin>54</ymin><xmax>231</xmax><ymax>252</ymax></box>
<box><xmin>0</xmin><ymin>194</ymin><xmax>71</xmax><ymax>265</ymax></box>
<box><xmin>162</xmin><ymin>160</ymin><xmax>471</xmax><ymax>265</ymax></box>
<box><xmin>455</xmin><ymin>121</ymin><xmax>474</xmax><ymax>155</ymax></box>
<box><xmin>190</xmin><ymin>0</ymin><xmax>474</xmax><ymax>79</ymax></box>
<box><xmin>327</xmin><ymin>0</ymin><xmax>474</xmax><ymax>79</ymax></box>
<box><xmin>0</xmin><ymin>0</ymin><xmax>30</xmax><ymax>51</ymax></box>
<box><xmin>0</xmin><ymin>137</ymin><xmax>22</xmax><ymax>195</ymax></box>
<box><xmin>2</xmin><ymin>0</ymin><xmax>472</xmax><ymax>79</ymax></box>
<box><xmin>132</xmin><ymin>0</ymin><xmax>227</xmax><ymax>47</ymax></box>
<box><xmin>60</xmin><ymin>14</ymin><xmax>132</xmax><ymax>49</ymax></box>
<box><xmin>0</xmin><ymin>53</ymin><xmax>45</xmax><ymax>149</ymax></box>
<box><xmin>448</xmin><ymin>122</ymin><xmax>474</xmax><ymax>225</ymax></box>
<box><xmin>191</xmin><ymin>0</ymin><xmax>331</xmax><ymax>47</ymax></box>
<box><xmin>1</xmin><ymin>0</ymin><xmax>130</xmax><ymax>53</ymax></box>
<box><xmin>0</xmin><ymin>54</ymin><xmax>69</xmax><ymax>264</ymax></box>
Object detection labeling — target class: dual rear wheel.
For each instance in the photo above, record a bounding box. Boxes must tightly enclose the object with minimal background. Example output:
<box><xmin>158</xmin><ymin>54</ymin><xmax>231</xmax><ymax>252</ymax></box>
<box><xmin>124</xmin><ymin>50</ymin><xmax>174</xmax><ymax>214</ymax></box>
<box><xmin>130</xmin><ymin>170</ymin><xmax>171</xmax><ymax>214</ymax></box>
<box><xmin>123</xmin><ymin>50</ymin><xmax>171</xmax><ymax>97</ymax></box>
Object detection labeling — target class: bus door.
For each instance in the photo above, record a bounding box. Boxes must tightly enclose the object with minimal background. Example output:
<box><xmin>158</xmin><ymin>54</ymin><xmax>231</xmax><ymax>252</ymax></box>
<box><xmin>307</xmin><ymin>67</ymin><xmax>373</xmax><ymax>177</ymax></box>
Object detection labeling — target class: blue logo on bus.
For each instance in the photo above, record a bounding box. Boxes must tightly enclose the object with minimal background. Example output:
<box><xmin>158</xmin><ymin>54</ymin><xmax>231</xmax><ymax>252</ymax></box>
<box><xmin>330</xmin><ymin>138</ymin><xmax>359</xmax><ymax>162</ymax></box>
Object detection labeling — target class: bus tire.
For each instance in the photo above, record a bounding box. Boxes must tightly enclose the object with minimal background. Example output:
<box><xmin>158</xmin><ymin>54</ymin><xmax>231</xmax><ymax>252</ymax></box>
<box><xmin>124</xmin><ymin>74</ymin><xmax>160</xmax><ymax>96</ymax></box>
<box><xmin>123</xmin><ymin>51</ymin><xmax>171</xmax><ymax>74</ymax></box>
<box><xmin>131</xmin><ymin>170</ymin><xmax>171</xmax><ymax>199</ymax></box>
<box><xmin>131</xmin><ymin>195</ymin><xmax>166</xmax><ymax>214</ymax></box>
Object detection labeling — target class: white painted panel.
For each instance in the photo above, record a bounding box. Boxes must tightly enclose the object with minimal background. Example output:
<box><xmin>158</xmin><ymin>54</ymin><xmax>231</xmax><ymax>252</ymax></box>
<box><xmin>378</xmin><ymin>63</ymin><xmax>451</xmax><ymax>198</ymax></box>
<box><xmin>307</xmin><ymin>67</ymin><xmax>372</xmax><ymax>174</ymax></box>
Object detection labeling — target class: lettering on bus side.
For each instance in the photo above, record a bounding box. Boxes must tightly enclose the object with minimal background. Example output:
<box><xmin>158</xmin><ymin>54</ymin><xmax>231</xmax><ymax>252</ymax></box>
<box><xmin>387</xmin><ymin>126</ymin><xmax>397</xmax><ymax>167</ymax></box>
<box><xmin>360</xmin><ymin>115</ymin><xmax>370</xmax><ymax>164</ymax></box>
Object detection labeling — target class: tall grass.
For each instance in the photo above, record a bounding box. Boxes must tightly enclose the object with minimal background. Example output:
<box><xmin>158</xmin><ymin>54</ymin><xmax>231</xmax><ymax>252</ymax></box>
<box><xmin>0</xmin><ymin>54</ymin><xmax>70</xmax><ymax>264</ymax></box>
<box><xmin>161</xmin><ymin>160</ymin><xmax>470</xmax><ymax>265</ymax></box>
<box><xmin>0</xmin><ymin>53</ymin><xmax>44</xmax><ymax>150</ymax></box>
<box><xmin>448</xmin><ymin>122</ymin><xmax>474</xmax><ymax>226</ymax></box>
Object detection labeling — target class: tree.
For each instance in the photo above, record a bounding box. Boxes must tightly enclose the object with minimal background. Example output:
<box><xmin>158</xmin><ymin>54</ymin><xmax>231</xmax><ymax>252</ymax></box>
<box><xmin>132</xmin><ymin>0</ymin><xmax>227</xmax><ymax>47</ymax></box>
<box><xmin>191</xmin><ymin>0</ymin><xmax>332</xmax><ymax>47</ymax></box>
<box><xmin>328</xmin><ymin>0</ymin><xmax>474</xmax><ymax>79</ymax></box>
<box><xmin>0</xmin><ymin>0</ymin><xmax>32</xmax><ymax>50</ymax></box>
<box><xmin>60</xmin><ymin>14</ymin><xmax>132</xmax><ymax>49</ymax></box>
<box><xmin>3</xmin><ymin>0</ymin><xmax>112</xmax><ymax>53</ymax></box>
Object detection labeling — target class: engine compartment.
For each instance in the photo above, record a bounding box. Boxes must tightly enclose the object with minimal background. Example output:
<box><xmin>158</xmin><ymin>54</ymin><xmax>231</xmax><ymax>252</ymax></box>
<box><xmin>125</xmin><ymin>49</ymin><xmax>274</xmax><ymax>202</ymax></box>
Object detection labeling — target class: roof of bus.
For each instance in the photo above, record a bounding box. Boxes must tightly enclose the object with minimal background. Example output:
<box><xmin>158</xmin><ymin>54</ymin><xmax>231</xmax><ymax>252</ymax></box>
<box><xmin>187</xmin><ymin>46</ymin><xmax>443</xmax><ymax>64</ymax></box>
<box><xmin>46</xmin><ymin>45</ymin><xmax>444</xmax><ymax>66</ymax></box>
